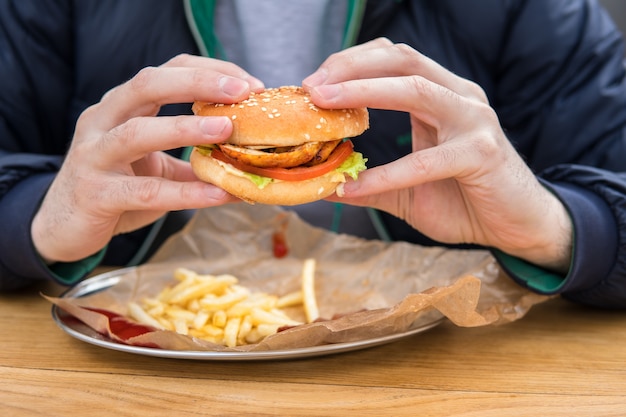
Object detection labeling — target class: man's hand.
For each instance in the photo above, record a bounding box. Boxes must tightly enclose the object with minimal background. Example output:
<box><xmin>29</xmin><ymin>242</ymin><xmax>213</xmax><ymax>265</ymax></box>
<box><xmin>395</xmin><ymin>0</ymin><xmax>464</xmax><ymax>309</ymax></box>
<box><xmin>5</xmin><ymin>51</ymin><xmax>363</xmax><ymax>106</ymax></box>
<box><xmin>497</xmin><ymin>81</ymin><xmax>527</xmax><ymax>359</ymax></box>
<box><xmin>32</xmin><ymin>54</ymin><xmax>264</xmax><ymax>263</ymax></box>
<box><xmin>305</xmin><ymin>38</ymin><xmax>572</xmax><ymax>273</ymax></box>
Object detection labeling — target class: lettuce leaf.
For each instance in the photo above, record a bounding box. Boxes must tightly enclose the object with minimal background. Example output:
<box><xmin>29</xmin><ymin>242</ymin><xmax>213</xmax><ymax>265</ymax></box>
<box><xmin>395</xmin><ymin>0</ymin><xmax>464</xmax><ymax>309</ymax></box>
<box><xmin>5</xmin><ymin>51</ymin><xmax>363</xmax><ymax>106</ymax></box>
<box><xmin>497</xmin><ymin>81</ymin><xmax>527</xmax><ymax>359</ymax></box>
<box><xmin>337</xmin><ymin>151</ymin><xmax>367</xmax><ymax>180</ymax></box>
<box><xmin>244</xmin><ymin>172</ymin><xmax>273</xmax><ymax>189</ymax></box>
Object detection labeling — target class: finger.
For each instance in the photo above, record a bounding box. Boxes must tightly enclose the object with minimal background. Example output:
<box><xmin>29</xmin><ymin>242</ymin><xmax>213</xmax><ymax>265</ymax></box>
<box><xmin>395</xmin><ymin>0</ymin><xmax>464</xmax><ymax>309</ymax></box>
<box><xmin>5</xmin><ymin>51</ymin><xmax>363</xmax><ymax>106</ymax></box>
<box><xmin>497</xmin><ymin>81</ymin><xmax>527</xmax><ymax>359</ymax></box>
<box><xmin>88</xmin><ymin>70</ymin><xmax>248</xmax><ymax>131</ymax></box>
<box><xmin>338</xmin><ymin>140</ymin><xmax>489</xmax><ymax>198</ymax></box>
<box><xmin>131</xmin><ymin>152</ymin><xmax>199</xmax><ymax>183</ymax></box>
<box><xmin>310</xmin><ymin>76</ymin><xmax>482</xmax><ymax>132</ymax></box>
<box><xmin>303</xmin><ymin>38</ymin><xmax>393</xmax><ymax>86</ymax></box>
<box><xmin>86</xmin><ymin>56</ymin><xmax>263</xmax><ymax>132</ymax></box>
<box><xmin>304</xmin><ymin>40</ymin><xmax>486</xmax><ymax>103</ymax></box>
<box><xmin>97</xmin><ymin>176</ymin><xmax>239</xmax><ymax>214</ymax></box>
<box><xmin>161</xmin><ymin>54</ymin><xmax>265</xmax><ymax>90</ymax></box>
<box><xmin>85</xmin><ymin>115</ymin><xmax>232</xmax><ymax>166</ymax></box>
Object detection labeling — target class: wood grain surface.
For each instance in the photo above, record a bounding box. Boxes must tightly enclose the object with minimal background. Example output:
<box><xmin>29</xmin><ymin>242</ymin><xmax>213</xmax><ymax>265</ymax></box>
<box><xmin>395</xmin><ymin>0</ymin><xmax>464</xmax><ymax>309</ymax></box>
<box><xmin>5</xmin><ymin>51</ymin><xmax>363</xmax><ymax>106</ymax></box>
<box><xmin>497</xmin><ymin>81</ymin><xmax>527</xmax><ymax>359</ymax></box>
<box><xmin>1</xmin><ymin>276</ymin><xmax>625</xmax><ymax>416</ymax></box>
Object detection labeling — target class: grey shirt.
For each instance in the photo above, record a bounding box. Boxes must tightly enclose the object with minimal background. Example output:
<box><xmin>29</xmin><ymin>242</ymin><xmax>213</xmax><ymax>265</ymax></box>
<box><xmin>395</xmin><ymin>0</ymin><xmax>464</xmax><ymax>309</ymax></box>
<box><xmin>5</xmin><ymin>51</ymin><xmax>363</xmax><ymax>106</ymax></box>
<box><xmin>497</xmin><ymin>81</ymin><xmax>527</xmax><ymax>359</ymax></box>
<box><xmin>214</xmin><ymin>0</ymin><xmax>379</xmax><ymax>239</ymax></box>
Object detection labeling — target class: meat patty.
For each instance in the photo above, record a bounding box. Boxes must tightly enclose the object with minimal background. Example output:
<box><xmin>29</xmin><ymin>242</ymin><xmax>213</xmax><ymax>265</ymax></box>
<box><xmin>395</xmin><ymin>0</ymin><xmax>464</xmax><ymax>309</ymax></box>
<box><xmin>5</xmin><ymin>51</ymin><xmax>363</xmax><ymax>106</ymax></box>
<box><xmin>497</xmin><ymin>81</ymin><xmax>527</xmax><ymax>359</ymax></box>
<box><xmin>218</xmin><ymin>140</ymin><xmax>341</xmax><ymax>168</ymax></box>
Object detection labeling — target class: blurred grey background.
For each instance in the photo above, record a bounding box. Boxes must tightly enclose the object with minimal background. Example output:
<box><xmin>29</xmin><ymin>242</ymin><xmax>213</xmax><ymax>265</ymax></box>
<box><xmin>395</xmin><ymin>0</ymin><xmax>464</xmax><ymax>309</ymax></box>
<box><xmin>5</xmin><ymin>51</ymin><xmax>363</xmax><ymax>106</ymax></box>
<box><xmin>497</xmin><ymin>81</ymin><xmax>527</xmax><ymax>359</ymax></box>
<box><xmin>600</xmin><ymin>0</ymin><xmax>626</xmax><ymax>34</ymax></box>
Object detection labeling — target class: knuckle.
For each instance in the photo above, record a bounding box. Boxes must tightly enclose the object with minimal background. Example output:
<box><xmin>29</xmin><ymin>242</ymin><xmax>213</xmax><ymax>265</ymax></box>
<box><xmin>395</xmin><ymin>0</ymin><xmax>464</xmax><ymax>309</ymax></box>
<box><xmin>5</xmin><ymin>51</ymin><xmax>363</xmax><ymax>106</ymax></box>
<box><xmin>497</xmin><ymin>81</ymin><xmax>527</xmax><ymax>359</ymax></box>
<box><xmin>178</xmin><ymin>182</ymin><xmax>200</xmax><ymax>202</ymax></box>
<box><xmin>464</xmin><ymin>80</ymin><xmax>489</xmax><ymax>104</ymax></box>
<box><xmin>373</xmin><ymin>37</ymin><xmax>394</xmax><ymax>47</ymax></box>
<box><xmin>74</xmin><ymin>104</ymin><xmax>99</xmax><ymax>135</ymax></box>
<box><xmin>165</xmin><ymin>53</ymin><xmax>192</xmax><ymax>66</ymax></box>
<box><xmin>102</xmin><ymin>118</ymin><xmax>141</xmax><ymax>151</ymax></box>
<box><xmin>168</xmin><ymin>116</ymin><xmax>196</xmax><ymax>143</ymax></box>
<box><xmin>467</xmin><ymin>107</ymin><xmax>504</xmax><ymax>155</ymax></box>
<box><xmin>406</xmin><ymin>151</ymin><xmax>435</xmax><ymax>177</ymax></box>
<box><xmin>392</xmin><ymin>42</ymin><xmax>416</xmax><ymax>57</ymax></box>
<box><xmin>191</xmin><ymin>67</ymin><xmax>210</xmax><ymax>87</ymax></box>
<box><xmin>134</xmin><ymin>179</ymin><xmax>162</xmax><ymax>205</ymax></box>
<box><xmin>323</xmin><ymin>49</ymin><xmax>347</xmax><ymax>69</ymax></box>
<box><xmin>474</xmin><ymin>103</ymin><xmax>501</xmax><ymax>132</ymax></box>
<box><xmin>374</xmin><ymin>167</ymin><xmax>395</xmax><ymax>188</ymax></box>
<box><xmin>403</xmin><ymin>75</ymin><xmax>433</xmax><ymax>100</ymax></box>
<box><xmin>391</xmin><ymin>43</ymin><xmax>421</xmax><ymax>68</ymax></box>
<box><xmin>172</xmin><ymin>115</ymin><xmax>192</xmax><ymax>136</ymax></box>
<box><xmin>129</xmin><ymin>66</ymin><xmax>158</xmax><ymax>92</ymax></box>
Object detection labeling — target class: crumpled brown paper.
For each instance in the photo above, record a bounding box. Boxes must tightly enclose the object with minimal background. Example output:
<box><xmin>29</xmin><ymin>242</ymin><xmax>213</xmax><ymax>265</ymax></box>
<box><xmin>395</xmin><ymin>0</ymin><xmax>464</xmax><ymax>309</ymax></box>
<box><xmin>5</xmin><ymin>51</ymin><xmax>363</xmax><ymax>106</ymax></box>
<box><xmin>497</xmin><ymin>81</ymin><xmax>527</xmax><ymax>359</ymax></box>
<box><xmin>48</xmin><ymin>204</ymin><xmax>551</xmax><ymax>351</ymax></box>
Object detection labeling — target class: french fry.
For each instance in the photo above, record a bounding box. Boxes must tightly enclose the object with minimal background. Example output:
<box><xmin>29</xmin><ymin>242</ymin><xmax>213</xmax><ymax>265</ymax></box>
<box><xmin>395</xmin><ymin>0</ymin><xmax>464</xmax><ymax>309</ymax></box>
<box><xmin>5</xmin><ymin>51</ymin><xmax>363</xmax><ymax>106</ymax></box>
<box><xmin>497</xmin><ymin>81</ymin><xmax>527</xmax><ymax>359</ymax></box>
<box><xmin>223</xmin><ymin>316</ymin><xmax>242</xmax><ymax>348</ymax></box>
<box><xmin>249</xmin><ymin>307</ymin><xmax>301</xmax><ymax>327</ymax></box>
<box><xmin>244</xmin><ymin>328</ymin><xmax>264</xmax><ymax>344</ymax></box>
<box><xmin>127</xmin><ymin>302</ymin><xmax>165</xmax><ymax>330</ymax></box>
<box><xmin>173</xmin><ymin>318</ymin><xmax>188</xmax><ymax>335</ymax></box>
<box><xmin>165</xmin><ymin>276</ymin><xmax>238</xmax><ymax>305</ymax></box>
<box><xmin>127</xmin><ymin>264</ymin><xmax>320</xmax><ymax>347</ymax></box>
<box><xmin>301</xmin><ymin>258</ymin><xmax>319</xmax><ymax>323</ymax></box>
<box><xmin>202</xmin><ymin>324</ymin><xmax>224</xmax><ymax>337</ymax></box>
<box><xmin>192</xmin><ymin>310</ymin><xmax>210</xmax><ymax>330</ymax></box>
<box><xmin>212</xmin><ymin>309</ymin><xmax>227</xmax><ymax>328</ymax></box>
<box><xmin>256</xmin><ymin>323</ymin><xmax>282</xmax><ymax>337</ymax></box>
<box><xmin>200</xmin><ymin>286</ymin><xmax>250</xmax><ymax>311</ymax></box>
<box><xmin>163</xmin><ymin>306</ymin><xmax>196</xmax><ymax>322</ymax></box>
<box><xmin>276</xmin><ymin>291</ymin><xmax>303</xmax><ymax>308</ymax></box>
<box><xmin>237</xmin><ymin>315</ymin><xmax>253</xmax><ymax>345</ymax></box>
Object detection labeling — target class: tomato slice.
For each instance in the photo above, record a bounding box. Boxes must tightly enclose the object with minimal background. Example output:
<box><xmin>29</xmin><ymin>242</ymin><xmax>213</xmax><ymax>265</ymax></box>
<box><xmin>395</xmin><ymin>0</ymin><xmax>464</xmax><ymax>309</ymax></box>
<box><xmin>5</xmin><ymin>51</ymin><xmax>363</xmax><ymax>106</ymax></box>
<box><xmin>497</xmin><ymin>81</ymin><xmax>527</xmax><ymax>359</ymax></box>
<box><xmin>211</xmin><ymin>140</ymin><xmax>354</xmax><ymax>181</ymax></box>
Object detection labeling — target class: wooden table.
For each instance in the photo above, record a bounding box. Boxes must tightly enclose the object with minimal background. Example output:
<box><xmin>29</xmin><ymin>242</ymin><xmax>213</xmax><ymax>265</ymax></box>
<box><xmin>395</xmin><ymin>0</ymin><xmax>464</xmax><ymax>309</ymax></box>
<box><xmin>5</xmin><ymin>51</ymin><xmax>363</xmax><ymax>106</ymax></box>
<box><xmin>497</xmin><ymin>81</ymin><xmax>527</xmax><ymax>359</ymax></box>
<box><xmin>2</xmin><ymin>275</ymin><xmax>625</xmax><ymax>417</ymax></box>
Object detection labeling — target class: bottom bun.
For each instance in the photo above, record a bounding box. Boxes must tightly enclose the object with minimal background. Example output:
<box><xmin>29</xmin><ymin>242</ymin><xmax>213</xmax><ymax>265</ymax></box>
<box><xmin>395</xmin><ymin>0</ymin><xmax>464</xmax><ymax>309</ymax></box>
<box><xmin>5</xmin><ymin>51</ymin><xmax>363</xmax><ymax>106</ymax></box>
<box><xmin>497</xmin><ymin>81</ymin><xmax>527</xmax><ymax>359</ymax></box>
<box><xmin>190</xmin><ymin>148</ymin><xmax>345</xmax><ymax>205</ymax></box>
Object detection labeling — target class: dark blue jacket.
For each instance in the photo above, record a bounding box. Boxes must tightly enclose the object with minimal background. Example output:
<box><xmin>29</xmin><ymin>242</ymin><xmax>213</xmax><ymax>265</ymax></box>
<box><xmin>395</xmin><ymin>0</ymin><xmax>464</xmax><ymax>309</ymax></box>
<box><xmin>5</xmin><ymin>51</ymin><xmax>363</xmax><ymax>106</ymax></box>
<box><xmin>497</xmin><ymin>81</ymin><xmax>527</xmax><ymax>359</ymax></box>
<box><xmin>1</xmin><ymin>0</ymin><xmax>625</xmax><ymax>307</ymax></box>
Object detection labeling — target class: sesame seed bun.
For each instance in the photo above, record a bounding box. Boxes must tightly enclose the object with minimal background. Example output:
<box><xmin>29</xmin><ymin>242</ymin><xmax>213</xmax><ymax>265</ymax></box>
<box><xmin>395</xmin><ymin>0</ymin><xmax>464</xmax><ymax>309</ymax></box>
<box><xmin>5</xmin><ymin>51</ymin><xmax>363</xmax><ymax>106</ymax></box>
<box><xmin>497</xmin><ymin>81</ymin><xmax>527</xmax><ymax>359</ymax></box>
<box><xmin>190</xmin><ymin>86</ymin><xmax>368</xmax><ymax>205</ymax></box>
<box><xmin>192</xmin><ymin>86</ymin><xmax>368</xmax><ymax>147</ymax></box>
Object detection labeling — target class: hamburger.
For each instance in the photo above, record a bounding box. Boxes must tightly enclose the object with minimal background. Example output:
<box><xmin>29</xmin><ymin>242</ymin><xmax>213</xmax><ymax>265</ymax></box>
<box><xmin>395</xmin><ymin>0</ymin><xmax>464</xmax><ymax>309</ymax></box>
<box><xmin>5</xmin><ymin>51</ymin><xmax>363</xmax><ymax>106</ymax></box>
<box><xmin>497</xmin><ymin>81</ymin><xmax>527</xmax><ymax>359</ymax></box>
<box><xmin>190</xmin><ymin>86</ymin><xmax>369</xmax><ymax>205</ymax></box>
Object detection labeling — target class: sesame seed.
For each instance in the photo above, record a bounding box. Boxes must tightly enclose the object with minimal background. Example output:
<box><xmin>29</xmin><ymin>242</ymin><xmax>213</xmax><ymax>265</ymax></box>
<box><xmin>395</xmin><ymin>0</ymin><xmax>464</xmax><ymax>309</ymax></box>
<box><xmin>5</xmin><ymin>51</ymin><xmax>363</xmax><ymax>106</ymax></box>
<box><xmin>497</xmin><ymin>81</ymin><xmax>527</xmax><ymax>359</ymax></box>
<box><xmin>315</xmin><ymin>124</ymin><xmax>322</xmax><ymax>129</ymax></box>
<box><xmin>231</xmin><ymin>115</ymin><xmax>237</xmax><ymax>120</ymax></box>
<box><xmin>261</xmin><ymin>107</ymin><xmax>267</xmax><ymax>112</ymax></box>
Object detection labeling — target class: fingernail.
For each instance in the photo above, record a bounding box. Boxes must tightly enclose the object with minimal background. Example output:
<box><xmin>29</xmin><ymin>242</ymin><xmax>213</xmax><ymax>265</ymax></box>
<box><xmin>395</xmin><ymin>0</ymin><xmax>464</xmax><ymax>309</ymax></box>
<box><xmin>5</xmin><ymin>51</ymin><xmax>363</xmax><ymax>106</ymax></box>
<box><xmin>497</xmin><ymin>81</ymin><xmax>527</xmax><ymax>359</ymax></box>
<box><xmin>247</xmin><ymin>77</ymin><xmax>266</xmax><ymax>91</ymax></box>
<box><xmin>200</xmin><ymin>117</ymin><xmax>229</xmax><ymax>137</ymax></box>
<box><xmin>314</xmin><ymin>84</ymin><xmax>341</xmax><ymax>100</ymax></box>
<box><xmin>219</xmin><ymin>76</ymin><xmax>248</xmax><ymax>97</ymax></box>
<box><xmin>336</xmin><ymin>180</ymin><xmax>358</xmax><ymax>197</ymax></box>
<box><xmin>204</xmin><ymin>185</ymin><xmax>229</xmax><ymax>200</ymax></box>
<box><xmin>303</xmin><ymin>68</ymin><xmax>328</xmax><ymax>87</ymax></box>
<box><xmin>336</xmin><ymin>183</ymin><xmax>346</xmax><ymax>197</ymax></box>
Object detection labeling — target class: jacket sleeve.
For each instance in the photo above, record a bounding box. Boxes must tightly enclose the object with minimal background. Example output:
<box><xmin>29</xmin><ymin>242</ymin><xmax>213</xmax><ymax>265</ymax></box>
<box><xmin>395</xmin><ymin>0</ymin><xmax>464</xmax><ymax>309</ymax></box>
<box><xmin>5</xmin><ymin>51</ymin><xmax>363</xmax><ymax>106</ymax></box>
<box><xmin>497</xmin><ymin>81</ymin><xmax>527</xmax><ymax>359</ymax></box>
<box><xmin>0</xmin><ymin>1</ymin><xmax>83</xmax><ymax>290</ymax></box>
<box><xmin>490</xmin><ymin>0</ymin><xmax>626</xmax><ymax>307</ymax></box>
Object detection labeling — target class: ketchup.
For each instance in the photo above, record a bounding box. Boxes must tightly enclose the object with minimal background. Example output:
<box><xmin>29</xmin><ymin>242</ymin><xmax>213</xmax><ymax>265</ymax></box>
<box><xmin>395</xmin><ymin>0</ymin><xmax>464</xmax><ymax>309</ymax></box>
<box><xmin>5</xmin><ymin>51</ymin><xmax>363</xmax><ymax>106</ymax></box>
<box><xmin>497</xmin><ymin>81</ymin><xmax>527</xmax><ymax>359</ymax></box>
<box><xmin>272</xmin><ymin>215</ymin><xmax>290</xmax><ymax>258</ymax></box>
<box><xmin>272</xmin><ymin>231</ymin><xmax>288</xmax><ymax>258</ymax></box>
<box><xmin>87</xmin><ymin>307</ymin><xmax>159</xmax><ymax>346</ymax></box>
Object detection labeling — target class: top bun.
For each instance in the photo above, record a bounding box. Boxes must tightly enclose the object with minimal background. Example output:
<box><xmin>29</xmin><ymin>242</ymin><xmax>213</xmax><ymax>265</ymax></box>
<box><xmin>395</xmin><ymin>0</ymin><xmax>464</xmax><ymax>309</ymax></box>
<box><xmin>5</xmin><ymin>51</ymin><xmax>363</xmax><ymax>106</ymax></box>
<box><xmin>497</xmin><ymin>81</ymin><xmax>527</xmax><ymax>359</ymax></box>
<box><xmin>192</xmin><ymin>86</ymin><xmax>369</xmax><ymax>147</ymax></box>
